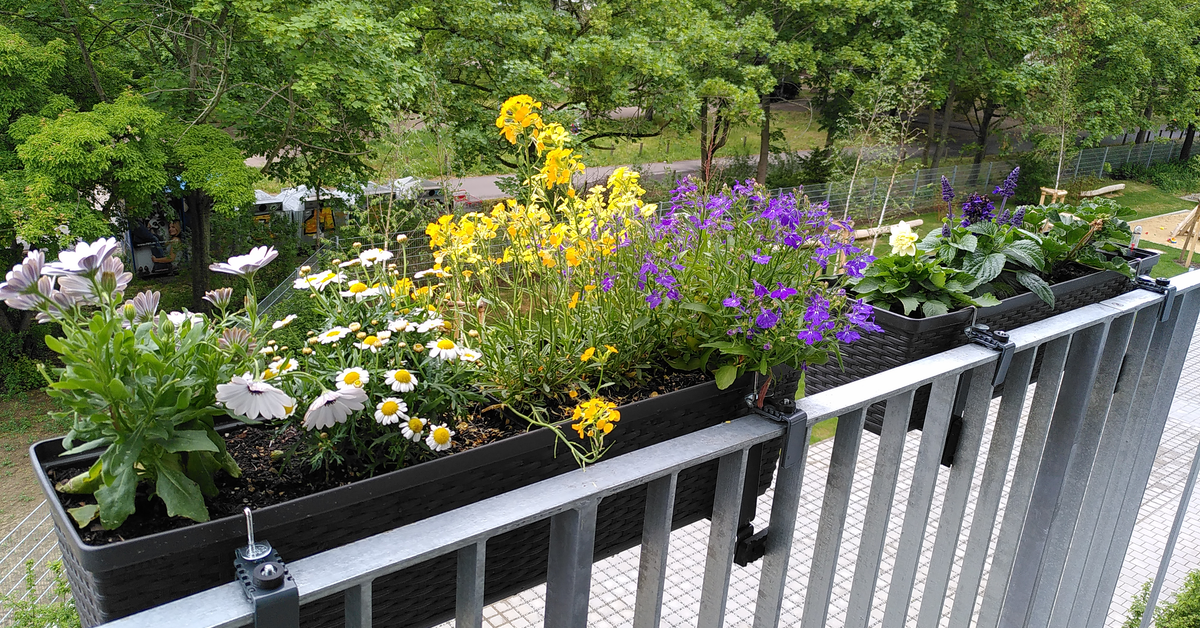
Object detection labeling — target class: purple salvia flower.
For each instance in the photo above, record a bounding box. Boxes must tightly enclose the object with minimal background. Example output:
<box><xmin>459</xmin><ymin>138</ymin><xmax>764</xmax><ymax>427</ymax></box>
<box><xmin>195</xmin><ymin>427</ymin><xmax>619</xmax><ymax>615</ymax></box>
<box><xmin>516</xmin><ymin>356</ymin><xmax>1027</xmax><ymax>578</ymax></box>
<box><xmin>997</xmin><ymin>209</ymin><xmax>1011</xmax><ymax>225</ymax></box>
<box><xmin>941</xmin><ymin>176</ymin><xmax>955</xmax><ymax>202</ymax></box>
<box><xmin>960</xmin><ymin>193</ymin><xmax>995</xmax><ymax>226</ymax></box>
<box><xmin>994</xmin><ymin>166</ymin><xmax>1020</xmax><ymax>199</ymax></box>
<box><xmin>1011</xmin><ymin>207</ymin><xmax>1026</xmax><ymax>227</ymax></box>
<box><xmin>942</xmin><ymin>221</ymin><xmax>952</xmax><ymax>238</ymax></box>
<box><xmin>755</xmin><ymin>308</ymin><xmax>780</xmax><ymax>330</ymax></box>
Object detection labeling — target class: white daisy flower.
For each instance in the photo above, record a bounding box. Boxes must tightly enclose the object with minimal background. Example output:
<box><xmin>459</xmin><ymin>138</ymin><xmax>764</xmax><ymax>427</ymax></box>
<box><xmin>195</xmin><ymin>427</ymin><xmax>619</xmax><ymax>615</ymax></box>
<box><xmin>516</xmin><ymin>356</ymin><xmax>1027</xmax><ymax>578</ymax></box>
<box><xmin>293</xmin><ymin>270</ymin><xmax>344</xmax><ymax>290</ymax></box>
<box><xmin>413</xmin><ymin>268</ymin><xmax>448</xmax><ymax>279</ymax></box>
<box><xmin>354</xmin><ymin>334</ymin><xmax>390</xmax><ymax>352</ymax></box>
<box><xmin>318</xmin><ymin>327</ymin><xmax>351</xmax><ymax>344</ymax></box>
<box><xmin>388</xmin><ymin>318</ymin><xmax>416</xmax><ymax>333</ymax></box>
<box><xmin>401</xmin><ymin>417</ymin><xmax>426</xmax><ymax>441</ymax></box>
<box><xmin>216</xmin><ymin>374</ymin><xmax>295</xmax><ymax>421</ymax></box>
<box><xmin>377</xmin><ymin>330</ymin><xmax>392</xmax><ymax>341</ymax></box>
<box><xmin>428</xmin><ymin>338</ymin><xmax>460</xmax><ymax>361</ymax></box>
<box><xmin>374</xmin><ymin>397</ymin><xmax>409</xmax><ymax>425</ymax></box>
<box><xmin>272</xmin><ymin>314</ymin><xmax>298</xmax><ymax>329</ymax></box>
<box><xmin>384</xmin><ymin>369</ymin><xmax>418</xmax><ymax>393</ymax></box>
<box><xmin>209</xmin><ymin>246</ymin><xmax>278</xmax><ymax>277</ymax></box>
<box><xmin>276</xmin><ymin>358</ymin><xmax>299</xmax><ymax>373</ymax></box>
<box><xmin>258</xmin><ymin>345</ymin><xmax>275</xmax><ymax>355</ymax></box>
<box><xmin>338</xmin><ymin>258</ymin><xmax>361</xmax><ymax>268</ymax></box>
<box><xmin>165</xmin><ymin>310</ymin><xmax>204</xmax><ymax>328</ymax></box>
<box><xmin>302</xmin><ymin>387</ymin><xmax>368</xmax><ymax>430</ymax></box>
<box><xmin>359</xmin><ymin>248</ymin><xmax>394</xmax><ymax>267</ymax></box>
<box><xmin>339</xmin><ymin>281</ymin><xmax>383</xmax><ymax>301</ymax></box>
<box><xmin>334</xmin><ymin>367</ymin><xmax>370</xmax><ymax>389</ymax></box>
<box><xmin>458</xmin><ymin>347</ymin><xmax>482</xmax><ymax>362</ymax></box>
<box><xmin>416</xmin><ymin>318</ymin><xmax>444</xmax><ymax>333</ymax></box>
<box><xmin>426</xmin><ymin>424</ymin><xmax>455</xmax><ymax>452</ymax></box>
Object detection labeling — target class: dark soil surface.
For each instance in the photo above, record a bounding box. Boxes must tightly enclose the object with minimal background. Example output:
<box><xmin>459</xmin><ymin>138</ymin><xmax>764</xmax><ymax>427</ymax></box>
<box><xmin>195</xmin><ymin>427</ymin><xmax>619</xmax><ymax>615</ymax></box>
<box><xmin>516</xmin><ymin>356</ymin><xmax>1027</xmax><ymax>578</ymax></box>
<box><xmin>47</xmin><ymin>369</ymin><xmax>712</xmax><ymax>546</ymax></box>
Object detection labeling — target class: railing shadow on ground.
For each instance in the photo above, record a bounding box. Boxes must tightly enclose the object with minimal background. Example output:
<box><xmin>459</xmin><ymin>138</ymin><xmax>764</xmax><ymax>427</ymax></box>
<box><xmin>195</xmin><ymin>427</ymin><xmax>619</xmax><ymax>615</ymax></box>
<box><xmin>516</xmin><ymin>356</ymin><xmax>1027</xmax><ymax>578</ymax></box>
<box><xmin>87</xmin><ymin>270</ymin><xmax>1200</xmax><ymax>628</ymax></box>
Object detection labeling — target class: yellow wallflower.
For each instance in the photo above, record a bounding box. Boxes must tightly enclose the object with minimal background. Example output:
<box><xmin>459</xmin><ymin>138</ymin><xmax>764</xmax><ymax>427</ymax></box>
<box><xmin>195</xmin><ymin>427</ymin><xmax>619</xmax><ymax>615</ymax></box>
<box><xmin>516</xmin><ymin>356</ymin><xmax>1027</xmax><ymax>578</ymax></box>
<box><xmin>565</xmin><ymin>247</ymin><xmax>581</xmax><ymax>267</ymax></box>
<box><xmin>580</xmin><ymin>346</ymin><xmax>596</xmax><ymax>362</ymax></box>
<box><xmin>496</xmin><ymin>95</ymin><xmax>543</xmax><ymax>144</ymax></box>
<box><xmin>568</xmin><ymin>291</ymin><xmax>580</xmax><ymax>310</ymax></box>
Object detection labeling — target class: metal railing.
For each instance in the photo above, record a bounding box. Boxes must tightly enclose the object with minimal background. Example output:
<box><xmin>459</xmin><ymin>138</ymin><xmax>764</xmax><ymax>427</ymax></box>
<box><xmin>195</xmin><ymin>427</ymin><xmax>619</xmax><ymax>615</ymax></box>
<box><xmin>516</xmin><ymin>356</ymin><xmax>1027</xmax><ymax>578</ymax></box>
<box><xmin>99</xmin><ymin>269</ymin><xmax>1200</xmax><ymax>628</ymax></box>
<box><xmin>767</xmin><ymin>140</ymin><xmax>1184</xmax><ymax>225</ymax></box>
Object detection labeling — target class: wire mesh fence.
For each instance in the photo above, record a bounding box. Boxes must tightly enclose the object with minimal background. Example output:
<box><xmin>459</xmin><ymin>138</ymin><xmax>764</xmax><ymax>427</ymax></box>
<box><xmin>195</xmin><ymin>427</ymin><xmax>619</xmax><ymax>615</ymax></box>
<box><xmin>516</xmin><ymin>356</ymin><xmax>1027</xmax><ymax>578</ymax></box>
<box><xmin>766</xmin><ymin>140</ymin><xmax>1184</xmax><ymax>228</ymax></box>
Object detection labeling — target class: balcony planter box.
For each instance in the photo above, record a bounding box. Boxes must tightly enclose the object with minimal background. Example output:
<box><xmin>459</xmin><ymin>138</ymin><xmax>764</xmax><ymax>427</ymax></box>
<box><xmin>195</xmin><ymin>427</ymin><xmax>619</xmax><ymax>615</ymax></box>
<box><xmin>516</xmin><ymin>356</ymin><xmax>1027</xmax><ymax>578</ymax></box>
<box><xmin>33</xmin><ymin>374</ymin><xmax>779</xmax><ymax>628</ymax></box>
<box><xmin>805</xmin><ymin>248</ymin><xmax>1160</xmax><ymax>435</ymax></box>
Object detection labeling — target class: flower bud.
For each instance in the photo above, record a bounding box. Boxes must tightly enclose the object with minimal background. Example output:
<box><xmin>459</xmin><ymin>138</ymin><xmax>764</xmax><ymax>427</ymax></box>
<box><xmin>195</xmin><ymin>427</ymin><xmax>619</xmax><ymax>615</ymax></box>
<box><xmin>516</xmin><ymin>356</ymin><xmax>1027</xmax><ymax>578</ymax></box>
<box><xmin>397</xmin><ymin>342</ymin><xmax>408</xmax><ymax>348</ymax></box>
<box><xmin>356</xmin><ymin>331</ymin><xmax>367</xmax><ymax>339</ymax></box>
<box><xmin>280</xmin><ymin>346</ymin><xmax>288</xmax><ymax>351</ymax></box>
<box><xmin>307</xmin><ymin>330</ymin><xmax>315</xmax><ymax>336</ymax></box>
<box><xmin>307</xmin><ymin>336</ymin><xmax>320</xmax><ymax>345</ymax></box>
<box><xmin>413</xmin><ymin>343</ymin><xmax>424</xmax><ymax>353</ymax></box>
<box><xmin>332</xmin><ymin>259</ymin><xmax>342</xmax><ymax>266</ymax></box>
<box><xmin>267</xmin><ymin>340</ymin><xmax>277</xmax><ymax>346</ymax></box>
<box><xmin>302</xmin><ymin>347</ymin><xmax>313</xmax><ymax>355</ymax></box>
<box><xmin>468</xmin><ymin>329</ymin><xmax>479</xmax><ymax>337</ymax></box>
<box><xmin>352</xmin><ymin>242</ymin><xmax>362</xmax><ymax>249</ymax></box>
<box><xmin>123</xmin><ymin>302</ymin><xmax>137</xmax><ymax>322</ymax></box>
<box><xmin>349</xmin><ymin>322</ymin><xmax>361</xmax><ymax>332</ymax></box>
<box><xmin>299</xmin><ymin>266</ymin><xmax>311</xmax><ymax>275</ymax></box>
<box><xmin>396</xmin><ymin>234</ymin><xmax>408</xmax><ymax>243</ymax></box>
<box><xmin>370</xmin><ymin>319</ymin><xmax>379</xmax><ymax>326</ymax></box>
<box><xmin>100</xmin><ymin>271</ymin><xmax>118</xmax><ymax>295</ymax></box>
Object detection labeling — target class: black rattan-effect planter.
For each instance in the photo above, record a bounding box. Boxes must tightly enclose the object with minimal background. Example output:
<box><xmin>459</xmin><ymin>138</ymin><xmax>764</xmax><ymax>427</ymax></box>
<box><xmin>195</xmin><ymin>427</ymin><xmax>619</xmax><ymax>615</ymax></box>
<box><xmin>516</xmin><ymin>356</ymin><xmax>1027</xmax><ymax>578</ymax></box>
<box><xmin>806</xmin><ymin>248</ymin><xmax>1160</xmax><ymax>439</ymax></box>
<box><xmin>32</xmin><ymin>375</ymin><xmax>779</xmax><ymax>628</ymax></box>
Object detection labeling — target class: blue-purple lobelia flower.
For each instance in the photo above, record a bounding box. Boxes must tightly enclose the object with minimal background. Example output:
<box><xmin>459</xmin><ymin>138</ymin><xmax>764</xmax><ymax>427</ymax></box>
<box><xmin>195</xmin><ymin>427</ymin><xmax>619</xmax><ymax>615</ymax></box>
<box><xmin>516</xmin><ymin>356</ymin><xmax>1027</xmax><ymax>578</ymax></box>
<box><xmin>960</xmin><ymin>193</ymin><xmax>995</xmax><ymax>226</ymax></box>
<box><xmin>723</xmin><ymin>292</ymin><xmax>741</xmax><ymax>308</ymax></box>
<box><xmin>646</xmin><ymin>291</ymin><xmax>663</xmax><ymax>309</ymax></box>
<box><xmin>941</xmin><ymin>176</ymin><xmax>955</xmax><ymax>202</ymax></box>
<box><xmin>836</xmin><ymin>329</ymin><xmax>861</xmax><ymax>343</ymax></box>
<box><xmin>843</xmin><ymin>253</ymin><xmax>874</xmax><ymax>279</ymax></box>
<box><xmin>755</xmin><ymin>308</ymin><xmax>780</xmax><ymax>330</ymax></box>
<box><xmin>848</xmin><ymin>299</ymin><xmax>884</xmax><ymax>333</ymax></box>
<box><xmin>770</xmin><ymin>284</ymin><xmax>798</xmax><ymax>300</ymax></box>
<box><xmin>751</xmin><ymin>249</ymin><xmax>771</xmax><ymax>264</ymax></box>
<box><xmin>601</xmin><ymin>272</ymin><xmax>615</xmax><ymax>292</ymax></box>
<box><xmin>797</xmin><ymin>328</ymin><xmax>824</xmax><ymax>345</ymax></box>
<box><xmin>753</xmin><ymin>280</ymin><xmax>769</xmax><ymax>299</ymax></box>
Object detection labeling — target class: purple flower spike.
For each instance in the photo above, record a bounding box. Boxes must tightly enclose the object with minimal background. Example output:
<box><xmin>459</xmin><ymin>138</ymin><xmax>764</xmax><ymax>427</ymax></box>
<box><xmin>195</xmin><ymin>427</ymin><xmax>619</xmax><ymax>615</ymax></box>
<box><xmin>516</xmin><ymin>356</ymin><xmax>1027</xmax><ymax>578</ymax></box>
<box><xmin>994</xmin><ymin>166</ymin><xmax>1020</xmax><ymax>199</ymax></box>
<box><xmin>960</xmin><ymin>193</ymin><xmax>995</xmax><ymax>226</ymax></box>
<box><xmin>1011</xmin><ymin>207</ymin><xmax>1026</xmax><ymax>227</ymax></box>
<box><xmin>723</xmin><ymin>293</ymin><xmax>741</xmax><ymax>308</ymax></box>
<box><xmin>942</xmin><ymin>221</ymin><xmax>952</xmax><ymax>237</ymax></box>
<box><xmin>755</xmin><ymin>308</ymin><xmax>780</xmax><ymax>330</ymax></box>
<box><xmin>941</xmin><ymin>176</ymin><xmax>955</xmax><ymax>202</ymax></box>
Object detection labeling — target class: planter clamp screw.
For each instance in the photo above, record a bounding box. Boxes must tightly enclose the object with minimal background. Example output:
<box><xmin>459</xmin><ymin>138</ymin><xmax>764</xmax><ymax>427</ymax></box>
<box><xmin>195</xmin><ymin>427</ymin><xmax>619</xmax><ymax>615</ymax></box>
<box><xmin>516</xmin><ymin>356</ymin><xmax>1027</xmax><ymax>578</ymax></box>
<box><xmin>234</xmin><ymin>507</ymin><xmax>299</xmax><ymax>627</ymax></box>
<box><xmin>1135</xmin><ymin>275</ymin><xmax>1176</xmax><ymax>322</ymax></box>
<box><xmin>964</xmin><ymin>324</ymin><xmax>1016</xmax><ymax>387</ymax></box>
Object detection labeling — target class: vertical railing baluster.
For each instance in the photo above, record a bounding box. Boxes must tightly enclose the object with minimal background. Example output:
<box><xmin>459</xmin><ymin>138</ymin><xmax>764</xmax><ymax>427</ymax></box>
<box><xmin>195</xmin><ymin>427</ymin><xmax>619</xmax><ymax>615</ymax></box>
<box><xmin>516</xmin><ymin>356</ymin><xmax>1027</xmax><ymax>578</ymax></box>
<box><xmin>845</xmin><ymin>391</ymin><xmax>914</xmax><ymax>628</ymax></box>
<box><xmin>975</xmin><ymin>335</ymin><xmax>1071</xmax><ymax>628</ymax></box>
<box><xmin>545</xmin><ymin>501</ymin><xmax>599</xmax><ymax>628</ymax></box>
<box><xmin>752</xmin><ymin>422</ymin><xmax>813</xmax><ymax>628</ymax></box>
<box><xmin>345</xmin><ymin>580</ymin><xmax>373</xmax><ymax>628</ymax></box>
<box><xmin>880</xmin><ymin>374</ymin><xmax>960</xmax><ymax>628</ymax></box>
<box><xmin>1022</xmin><ymin>314</ymin><xmax>1137</xmax><ymax>628</ymax></box>
<box><xmin>1139</xmin><ymin>439</ymin><xmax>1200</xmax><ymax>628</ymax></box>
<box><xmin>697</xmin><ymin>449</ymin><xmax>750</xmax><ymax>628</ymax></box>
<box><xmin>916</xmin><ymin>364</ymin><xmax>1005</xmax><ymax>628</ymax></box>
<box><xmin>946</xmin><ymin>349</ymin><xmax>1037</xmax><ymax>628</ymax></box>
<box><xmin>633</xmin><ymin>474</ymin><xmax>678</xmax><ymax>628</ymax></box>
<box><xmin>1054</xmin><ymin>309</ymin><xmax>1158</xmax><ymax>628</ymax></box>
<box><xmin>1085</xmin><ymin>290</ymin><xmax>1200</xmax><ymax>627</ymax></box>
<box><xmin>802</xmin><ymin>409</ymin><xmax>866</xmax><ymax>628</ymax></box>
<box><xmin>456</xmin><ymin>541</ymin><xmax>486</xmax><ymax>628</ymax></box>
<box><xmin>998</xmin><ymin>321</ymin><xmax>1110</xmax><ymax>628</ymax></box>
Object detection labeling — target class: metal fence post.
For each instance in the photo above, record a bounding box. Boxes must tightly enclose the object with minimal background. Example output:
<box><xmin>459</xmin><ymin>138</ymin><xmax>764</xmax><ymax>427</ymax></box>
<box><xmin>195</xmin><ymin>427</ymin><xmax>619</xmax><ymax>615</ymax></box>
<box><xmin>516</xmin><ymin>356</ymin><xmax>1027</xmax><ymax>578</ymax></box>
<box><xmin>545</xmin><ymin>501</ymin><xmax>599</xmax><ymax>628</ymax></box>
<box><xmin>698</xmin><ymin>449</ymin><xmax>750</xmax><ymax>628</ymax></box>
<box><xmin>1099</xmin><ymin>147</ymin><xmax>1109</xmax><ymax>177</ymax></box>
<box><xmin>866</xmin><ymin>177</ymin><xmax>879</xmax><ymax>221</ymax></box>
<box><xmin>1071</xmin><ymin>151</ymin><xmax>1083</xmax><ymax>181</ymax></box>
<box><xmin>985</xmin><ymin>162</ymin><xmax>994</xmax><ymax>188</ymax></box>
<box><xmin>951</xmin><ymin>165</ymin><xmax>958</xmax><ymax>187</ymax></box>
<box><xmin>1148</xmin><ymin>142</ymin><xmax>1156</xmax><ymax>167</ymax></box>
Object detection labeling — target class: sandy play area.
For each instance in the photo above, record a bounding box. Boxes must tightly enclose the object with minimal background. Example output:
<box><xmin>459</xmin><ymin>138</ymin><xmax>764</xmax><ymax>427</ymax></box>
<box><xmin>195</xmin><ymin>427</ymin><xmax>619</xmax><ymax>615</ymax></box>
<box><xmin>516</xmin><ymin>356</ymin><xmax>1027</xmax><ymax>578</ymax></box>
<box><xmin>1131</xmin><ymin>208</ymin><xmax>1198</xmax><ymax>248</ymax></box>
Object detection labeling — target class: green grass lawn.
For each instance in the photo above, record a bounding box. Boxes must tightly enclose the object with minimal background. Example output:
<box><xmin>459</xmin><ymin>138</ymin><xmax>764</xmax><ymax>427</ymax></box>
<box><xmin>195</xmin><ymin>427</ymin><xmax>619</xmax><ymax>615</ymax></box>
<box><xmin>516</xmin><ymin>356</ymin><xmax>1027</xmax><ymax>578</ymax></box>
<box><xmin>1134</xmin><ymin>242</ymin><xmax>1195</xmax><ymax>278</ymax></box>
<box><xmin>1108</xmin><ymin>181</ymin><xmax>1196</xmax><ymax>218</ymax></box>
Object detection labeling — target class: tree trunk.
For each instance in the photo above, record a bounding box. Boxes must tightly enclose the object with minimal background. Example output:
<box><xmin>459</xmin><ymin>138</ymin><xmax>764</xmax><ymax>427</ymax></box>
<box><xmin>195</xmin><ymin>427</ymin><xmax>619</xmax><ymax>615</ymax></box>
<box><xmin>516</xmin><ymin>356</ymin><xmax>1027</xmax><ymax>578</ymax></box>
<box><xmin>188</xmin><ymin>191</ymin><xmax>213</xmax><ymax>313</ymax></box>
<box><xmin>1135</xmin><ymin>103</ymin><xmax>1153</xmax><ymax>144</ymax></box>
<box><xmin>932</xmin><ymin>81</ymin><xmax>957</xmax><ymax>170</ymax></box>
<box><xmin>973</xmin><ymin>102</ymin><xmax>996</xmax><ymax>166</ymax></box>
<box><xmin>58</xmin><ymin>0</ymin><xmax>107</xmax><ymax>102</ymax></box>
<box><xmin>699</xmin><ymin>98</ymin><xmax>710</xmax><ymax>180</ymax></box>
<box><xmin>1181</xmin><ymin>123</ymin><xmax>1196</xmax><ymax>161</ymax></box>
<box><xmin>923</xmin><ymin>103</ymin><xmax>936</xmax><ymax>165</ymax></box>
<box><xmin>757</xmin><ymin>95</ymin><xmax>771</xmax><ymax>185</ymax></box>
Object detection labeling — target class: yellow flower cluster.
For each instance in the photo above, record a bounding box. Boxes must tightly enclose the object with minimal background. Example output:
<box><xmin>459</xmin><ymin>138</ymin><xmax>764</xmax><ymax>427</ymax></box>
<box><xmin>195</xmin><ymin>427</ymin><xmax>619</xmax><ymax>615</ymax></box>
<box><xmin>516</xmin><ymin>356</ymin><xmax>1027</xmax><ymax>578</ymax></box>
<box><xmin>496</xmin><ymin>95</ymin><xmax>544</xmax><ymax>144</ymax></box>
<box><xmin>570</xmin><ymin>398</ymin><xmax>620</xmax><ymax>439</ymax></box>
<box><xmin>426</xmin><ymin>212</ymin><xmax>501</xmax><ymax>267</ymax></box>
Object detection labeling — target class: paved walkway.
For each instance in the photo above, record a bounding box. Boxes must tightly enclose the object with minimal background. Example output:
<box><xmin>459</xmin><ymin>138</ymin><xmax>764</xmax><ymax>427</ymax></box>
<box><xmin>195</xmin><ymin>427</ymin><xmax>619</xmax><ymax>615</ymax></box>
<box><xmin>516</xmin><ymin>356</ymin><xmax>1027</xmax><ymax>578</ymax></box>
<box><xmin>450</xmin><ymin>320</ymin><xmax>1200</xmax><ymax>628</ymax></box>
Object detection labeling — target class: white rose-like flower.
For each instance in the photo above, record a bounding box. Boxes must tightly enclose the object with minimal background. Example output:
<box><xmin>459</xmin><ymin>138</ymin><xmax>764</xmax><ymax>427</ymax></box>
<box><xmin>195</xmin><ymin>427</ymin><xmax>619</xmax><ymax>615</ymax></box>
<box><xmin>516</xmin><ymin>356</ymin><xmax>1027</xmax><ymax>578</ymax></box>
<box><xmin>374</xmin><ymin>397</ymin><xmax>409</xmax><ymax>425</ymax></box>
<box><xmin>384</xmin><ymin>369</ymin><xmax>418</xmax><ymax>392</ymax></box>
<box><xmin>216</xmin><ymin>375</ymin><xmax>295</xmax><ymax>421</ymax></box>
<box><xmin>401</xmin><ymin>417</ymin><xmax>426</xmax><ymax>441</ymax></box>
<box><xmin>425</xmin><ymin>424</ymin><xmax>455</xmax><ymax>452</ymax></box>
<box><xmin>302</xmin><ymin>387</ymin><xmax>368</xmax><ymax>430</ymax></box>
<box><xmin>209</xmin><ymin>246</ymin><xmax>278</xmax><ymax>277</ymax></box>
<box><xmin>888</xmin><ymin>221</ymin><xmax>919</xmax><ymax>257</ymax></box>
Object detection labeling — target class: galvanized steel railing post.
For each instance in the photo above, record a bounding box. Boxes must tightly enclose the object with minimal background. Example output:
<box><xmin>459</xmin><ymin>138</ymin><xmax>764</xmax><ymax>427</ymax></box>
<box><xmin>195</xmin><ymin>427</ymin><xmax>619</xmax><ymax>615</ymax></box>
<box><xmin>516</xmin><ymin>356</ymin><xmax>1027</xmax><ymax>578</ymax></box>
<box><xmin>456</xmin><ymin>542</ymin><xmax>486</xmax><ymax>628</ymax></box>
<box><xmin>345</xmin><ymin>581</ymin><xmax>372</xmax><ymax>628</ymax></box>
<box><xmin>999</xmin><ymin>320</ymin><xmax>1109</xmax><ymax>628</ymax></box>
<box><xmin>752</xmin><ymin>419</ymin><xmax>813</xmax><ymax>628</ymax></box>
<box><xmin>697</xmin><ymin>449</ymin><xmax>750</xmax><ymax>628</ymax></box>
<box><xmin>1140</xmin><ymin>439</ymin><xmax>1200</xmax><ymax>628</ymax></box>
<box><xmin>544</xmin><ymin>501</ymin><xmax>599</xmax><ymax>628</ymax></box>
<box><xmin>633</xmin><ymin>474</ymin><xmax>678</xmax><ymax>628</ymax></box>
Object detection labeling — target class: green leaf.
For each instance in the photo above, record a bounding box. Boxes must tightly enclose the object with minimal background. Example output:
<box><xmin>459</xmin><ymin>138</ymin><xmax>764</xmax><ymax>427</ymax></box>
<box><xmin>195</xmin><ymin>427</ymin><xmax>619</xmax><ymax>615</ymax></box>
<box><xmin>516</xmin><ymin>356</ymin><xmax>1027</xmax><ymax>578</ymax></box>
<box><xmin>630</xmin><ymin>316</ymin><xmax>650</xmax><ymax>331</ymax></box>
<box><xmin>971</xmin><ymin>293</ymin><xmax>1002</xmax><ymax>307</ymax></box>
<box><xmin>929</xmin><ymin>271</ymin><xmax>947</xmax><ymax>288</ymax></box>
<box><xmin>897</xmin><ymin>295</ymin><xmax>920</xmax><ymax>315</ymax></box>
<box><xmin>1003</xmin><ymin>240</ymin><xmax>1045</xmax><ymax>271</ymax></box>
<box><xmin>714</xmin><ymin>364</ymin><xmax>739</xmax><ymax>390</ymax></box>
<box><xmin>55</xmin><ymin>460</ymin><xmax>103</xmax><ymax>494</ymax></box>
<box><xmin>68</xmin><ymin>505</ymin><xmax>99</xmax><ymax>529</ymax></box>
<box><xmin>921</xmin><ymin>300</ymin><xmax>950</xmax><ymax>317</ymax></box>
<box><xmin>43</xmin><ymin>335</ymin><xmax>67</xmax><ymax>354</ymax></box>
<box><xmin>853</xmin><ymin>277</ymin><xmax>883</xmax><ymax>294</ymax></box>
<box><xmin>951</xmin><ymin>234</ymin><xmax>978</xmax><ymax>252</ymax></box>
<box><xmin>185</xmin><ymin>452</ymin><xmax>220</xmax><ymax>499</ymax></box>
<box><xmin>965</xmin><ymin>252</ymin><xmax>1006</xmax><ymax>285</ymax></box>
<box><xmin>107</xmin><ymin>378</ymin><xmax>129</xmax><ymax>401</ymax></box>
<box><xmin>155</xmin><ymin>465</ymin><xmax>210</xmax><ymax>522</ymax></box>
<box><xmin>95</xmin><ymin>463</ymin><xmax>137</xmax><ymax>530</ymax></box>
<box><xmin>162</xmin><ymin>430</ymin><xmax>220</xmax><ymax>453</ymax></box>
<box><xmin>1015</xmin><ymin>271</ymin><xmax>1055</xmax><ymax>308</ymax></box>
<box><xmin>680</xmin><ymin>302</ymin><xmax>718</xmax><ymax>315</ymax></box>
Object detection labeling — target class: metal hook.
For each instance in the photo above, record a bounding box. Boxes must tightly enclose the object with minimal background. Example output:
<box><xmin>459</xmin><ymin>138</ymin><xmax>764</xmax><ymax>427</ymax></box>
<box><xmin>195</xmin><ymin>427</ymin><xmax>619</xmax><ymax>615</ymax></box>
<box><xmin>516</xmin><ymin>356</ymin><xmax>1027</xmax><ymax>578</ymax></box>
<box><xmin>241</xmin><ymin>507</ymin><xmax>271</xmax><ymax>561</ymax></box>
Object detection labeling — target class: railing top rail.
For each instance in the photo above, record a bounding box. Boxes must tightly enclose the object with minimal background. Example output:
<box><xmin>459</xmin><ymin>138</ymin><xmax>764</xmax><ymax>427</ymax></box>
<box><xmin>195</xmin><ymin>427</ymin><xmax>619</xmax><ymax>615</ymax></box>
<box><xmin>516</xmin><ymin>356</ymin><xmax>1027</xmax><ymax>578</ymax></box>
<box><xmin>100</xmin><ymin>416</ymin><xmax>787</xmax><ymax>628</ymax></box>
<box><xmin>800</xmin><ymin>275</ymin><xmax>1200</xmax><ymax>424</ymax></box>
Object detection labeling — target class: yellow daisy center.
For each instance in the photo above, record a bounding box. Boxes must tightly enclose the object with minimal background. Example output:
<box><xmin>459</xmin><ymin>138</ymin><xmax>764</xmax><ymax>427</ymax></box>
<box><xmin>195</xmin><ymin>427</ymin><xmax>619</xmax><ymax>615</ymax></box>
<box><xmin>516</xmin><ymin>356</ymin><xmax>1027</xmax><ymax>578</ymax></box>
<box><xmin>263</xmin><ymin>369</ymin><xmax>277</xmax><ymax>380</ymax></box>
<box><xmin>363</xmin><ymin>335</ymin><xmax>379</xmax><ymax>345</ymax></box>
<box><xmin>343</xmin><ymin>371</ymin><xmax>361</xmax><ymax>385</ymax></box>
<box><xmin>381</xmin><ymin>401</ymin><xmax>399</xmax><ymax>415</ymax></box>
<box><xmin>349</xmin><ymin>282</ymin><xmax>368</xmax><ymax>294</ymax></box>
<box><xmin>433</xmin><ymin>427</ymin><xmax>451</xmax><ymax>445</ymax></box>
<box><xmin>437</xmin><ymin>339</ymin><xmax>455</xmax><ymax>350</ymax></box>
<box><xmin>407</xmin><ymin>418</ymin><xmax>424</xmax><ymax>432</ymax></box>
<box><xmin>324</xmin><ymin>330</ymin><xmax>341</xmax><ymax>338</ymax></box>
<box><xmin>395</xmin><ymin>370</ymin><xmax>412</xmax><ymax>383</ymax></box>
